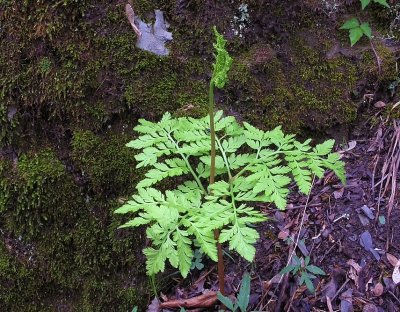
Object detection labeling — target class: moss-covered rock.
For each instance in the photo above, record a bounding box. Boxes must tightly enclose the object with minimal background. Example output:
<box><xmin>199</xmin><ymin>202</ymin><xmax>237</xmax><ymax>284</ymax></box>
<box><xmin>1</xmin><ymin>149</ymin><xmax>80</xmax><ymax>239</ymax></box>
<box><xmin>0</xmin><ymin>149</ymin><xmax>148</xmax><ymax>310</ymax></box>
<box><xmin>227</xmin><ymin>35</ymin><xmax>359</xmax><ymax>133</ymax></box>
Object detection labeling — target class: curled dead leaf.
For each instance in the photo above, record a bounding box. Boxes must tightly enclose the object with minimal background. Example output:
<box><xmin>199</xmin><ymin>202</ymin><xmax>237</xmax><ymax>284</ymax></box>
<box><xmin>386</xmin><ymin>253</ymin><xmax>399</xmax><ymax>267</ymax></box>
<box><xmin>372</xmin><ymin>282</ymin><xmax>384</xmax><ymax>297</ymax></box>
<box><xmin>393</xmin><ymin>266</ymin><xmax>400</xmax><ymax>285</ymax></box>
<box><xmin>278</xmin><ymin>230</ymin><xmax>289</xmax><ymax>240</ymax></box>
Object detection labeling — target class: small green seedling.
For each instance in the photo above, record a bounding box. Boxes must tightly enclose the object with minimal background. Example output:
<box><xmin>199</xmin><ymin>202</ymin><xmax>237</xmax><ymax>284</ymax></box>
<box><xmin>190</xmin><ymin>249</ymin><xmax>205</xmax><ymax>271</ymax></box>
<box><xmin>341</xmin><ymin>0</ymin><xmax>390</xmax><ymax>46</ymax></box>
<box><xmin>340</xmin><ymin>17</ymin><xmax>372</xmax><ymax>47</ymax></box>
<box><xmin>217</xmin><ymin>272</ymin><xmax>251</xmax><ymax>312</ymax></box>
<box><xmin>279</xmin><ymin>255</ymin><xmax>326</xmax><ymax>293</ymax></box>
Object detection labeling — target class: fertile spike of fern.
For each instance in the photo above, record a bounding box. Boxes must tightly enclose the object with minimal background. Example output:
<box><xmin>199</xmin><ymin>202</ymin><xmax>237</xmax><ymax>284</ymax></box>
<box><xmin>211</xmin><ymin>27</ymin><xmax>233</xmax><ymax>89</ymax></box>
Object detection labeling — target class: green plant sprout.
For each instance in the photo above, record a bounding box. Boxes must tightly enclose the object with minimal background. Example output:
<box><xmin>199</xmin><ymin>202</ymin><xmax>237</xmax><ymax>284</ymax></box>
<box><xmin>190</xmin><ymin>249</ymin><xmax>204</xmax><ymax>271</ymax></box>
<box><xmin>115</xmin><ymin>28</ymin><xmax>345</xmax><ymax>295</ymax></box>
<box><xmin>217</xmin><ymin>272</ymin><xmax>251</xmax><ymax>312</ymax></box>
<box><xmin>340</xmin><ymin>0</ymin><xmax>390</xmax><ymax>46</ymax></box>
<box><xmin>279</xmin><ymin>255</ymin><xmax>326</xmax><ymax>293</ymax></box>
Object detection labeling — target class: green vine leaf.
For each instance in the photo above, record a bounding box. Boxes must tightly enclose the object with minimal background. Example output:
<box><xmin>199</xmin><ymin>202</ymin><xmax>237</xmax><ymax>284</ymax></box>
<box><xmin>373</xmin><ymin>0</ymin><xmax>390</xmax><ymax>8</ymax></box>
<box><xmin>361</xmin><ymin>0</ymin><xmax>371</xmax><ymax>9</ymax></box>
<box><xmin>340</xmin><ymin>17</ymin><xmax>360</xmax><ymax>30</ymax></box>
<box><xmin>349</xmin><ymin>27</ymin><xmax>364</xmax><ymax>46</ymax></box>
<box><xmin>360</xmin><ymin>22</ymin><xmax>372</xmax><ymax>39</ymax></box>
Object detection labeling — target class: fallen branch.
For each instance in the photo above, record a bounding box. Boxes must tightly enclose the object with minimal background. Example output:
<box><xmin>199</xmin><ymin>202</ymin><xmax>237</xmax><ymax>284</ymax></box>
<box><xmin>159</xmin><ymin>291</ymin><xmax>217</xmax><ymax>309</ymax></box>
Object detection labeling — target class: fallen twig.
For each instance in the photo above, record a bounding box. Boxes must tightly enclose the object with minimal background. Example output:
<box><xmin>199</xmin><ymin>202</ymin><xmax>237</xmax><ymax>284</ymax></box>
<box><xmin>159</xmin><ymin>291</ymin><xmax>217</xmax><ymax>309</ymax></box>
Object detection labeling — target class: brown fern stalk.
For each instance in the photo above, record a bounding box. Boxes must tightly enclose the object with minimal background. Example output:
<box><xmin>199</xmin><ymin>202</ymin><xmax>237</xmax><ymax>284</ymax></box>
<box><xmin>208</xmin><ymin>81</ymin><xmax>225</xmax><ymax>296</ymax></box>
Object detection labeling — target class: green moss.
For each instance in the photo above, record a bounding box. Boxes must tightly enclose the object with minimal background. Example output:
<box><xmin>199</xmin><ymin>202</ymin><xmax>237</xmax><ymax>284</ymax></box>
<box><xmin>0</xmin><ymin>240</ymin><xmax>49</xmax><ymax>311</ymax></box>
<box><xmin>71</xmin><ymin>130</ymin><xmax>137</xmax><ymax>196</ymax></box>
<box><xmin>361</xmin><ymin>42</ymin><xmax>397</xmax><ymax>83</ymax></box>
<box><xmin>81</xmin><ymin>276</ymin><xmax>143</xmax><ymax>312</ymax></box>
<box><xmin>227</xmin><ymin>37</ymin><xmax>358</xmax><ymax>133</ymax></box>
<box><xmin>0</xmin><ymin>151</ymin><xmax>148</xmax><ymax>309</ymax></box>
<box><xmin>1</xmin><ymin>149</ymin><xmax>80</xmax><ymax>239</ymax></box>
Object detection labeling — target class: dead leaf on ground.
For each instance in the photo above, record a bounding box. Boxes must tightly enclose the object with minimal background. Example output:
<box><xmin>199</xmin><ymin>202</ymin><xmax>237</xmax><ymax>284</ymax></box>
<box><xmin>374</xmin><ymin>101</ymin><xmax>386</xmax><ymax>108</ymax></box>
<box><xmin>393</xmin><ymin>266</ymin><xmax>400</xmax><ymax>285</ymax></box>
<box><xmin>278</xmin><ymin>230</ymin><xmax>290</xmax><ymax>240</ymax></box>
<box><xmin>386</xmin><ymin>253</ymin><xmax>399</xmax><ymax>267</ymax></box>
<box><xmin>347</xmin><ymin>259</ymin><xmax>361</xmax><ymax>288</ymax></box>
<box><xmin>372</xmin><ymin>283</ymin><xmax>383</xmax><ymax>297</ymax></box>
<box><xmin>339</xmin><ymin>141</ymin><xmax>357</xmax><ymax>154</ymax></box>
<box><xmin>147</xmin><ymin>297</ymin><xmax>160</xmax><ymax>312</ymax></box>
<box><xmin>333</xmin><ymin>188</ymin><xmax>344</xmax><ymax>199</ymax></box>
<box><xmin>340</xmin><ymin>288</ymin><xmax>353</xmax><ymax>312</ymax></box>
<box><xmin>363</xmin><ymin>303</ymin><xmax>378</xmax><ymax>312</ymax></box>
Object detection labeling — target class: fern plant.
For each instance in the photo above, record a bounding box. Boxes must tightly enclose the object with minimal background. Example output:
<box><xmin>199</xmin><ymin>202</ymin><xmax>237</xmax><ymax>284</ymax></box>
<box><xmin>115</xmin><ymin>28</ymin><xmax>345</xmax><ymax>283</ymax></box>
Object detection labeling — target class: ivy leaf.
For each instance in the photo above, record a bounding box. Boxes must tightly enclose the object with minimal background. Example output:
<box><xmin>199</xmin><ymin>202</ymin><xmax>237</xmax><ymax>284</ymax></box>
<box><xmin>373</xmin><ymin>0</ymin><xmax>390</xmax><ymax>8</ymax></box>
<box><xmin>237</xmin><ymin>272</ymin><xmax>251</xmax><ymax>312</ymax></box>
<box><xmin>279</xmin><ymin>265</ymin><xmax>296</xmax><ymax>275</ymax></box>
<box><xmin>306</xmin><ymin>265</ymin><xmax>326</xmax><ymax>275</ymax></box>
<box><xmin>217</xmin><ymin>293</ymin><xmax>235</xmax><ymax>311</ymax></box>
<box><xmin>340</xmin><ymin>17</ymin><xmax>360</xmax><ymax>29</ymax></box>
<box><xmin>361</xmin><ymin>0</ymin><xmax>371</xmax><ymax>9</ymax></box>
<box><xmin>360</xmin><ymin>22</ymin><xmax>372</xmax><ymax>38</ymax></box>
<box><xmin>302</xmin><ymin>272</ymin><xmax>315</xmax><ymax>293</ymax></box>
<box><xmin>349</xmin><ymin>27</ymin><xmax>364</xmax><ymax>46</ymax></box>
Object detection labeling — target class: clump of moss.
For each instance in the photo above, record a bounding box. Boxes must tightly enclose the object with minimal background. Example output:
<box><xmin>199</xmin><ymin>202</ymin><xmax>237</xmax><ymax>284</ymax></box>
<box><xmin>2</xmin><ymin>149</ymin><xmax>80</xmax><ymax>240</ymax></box>
<box><xmin>0</xmin><ymin>241</ymin><xmax>49</xmax><ymax>312</ymax></box>
<box><xmin>227</xmin><ymin>37</ymin><xmax>358</xmax><ymax>133</ymax></box>
<box><xmin>361</xmin><ymin>42</ymin><xmax>397</xmax><ymax>83</ymax></box>
<box><xmin>71</xmin><ymin>130</ymin><xmax>137</xmax><ymax>196</ymax></box>
<box><xmin>0</xmin><ymin>149</ymin><xmax>148</xmax><ymax>309</ymax></box>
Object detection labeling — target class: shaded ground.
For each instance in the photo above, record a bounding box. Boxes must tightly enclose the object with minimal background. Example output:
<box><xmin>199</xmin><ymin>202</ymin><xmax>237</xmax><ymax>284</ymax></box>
<box><xmin>154</xmin><ymin>105</ymin><xmax>400</xmax><ymax>311</ymax></box>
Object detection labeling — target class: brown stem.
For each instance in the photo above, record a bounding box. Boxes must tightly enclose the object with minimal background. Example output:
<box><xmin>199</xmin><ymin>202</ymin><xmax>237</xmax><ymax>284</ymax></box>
<box><xmin>208</xmin><ymin>82</ymin><xmax>225</xmax><ymax>295</ymax></box>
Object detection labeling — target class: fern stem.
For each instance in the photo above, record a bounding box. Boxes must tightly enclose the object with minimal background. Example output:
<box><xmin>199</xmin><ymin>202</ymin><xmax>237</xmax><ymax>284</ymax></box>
<box><xmin>215</xmin><ymin>135</ymin><xmax>232</xmax><ymax>180</ymax></box>
<box><xmin>166</xmin><ymin>132</ymin><xmax>206</xmax><ymax>194</ymax></box>
<box><xmin>209</xmin><ymin>82</ymin><xmax>216</xmax><ymax>186</ymax></box>
<box><xmin>208</xmin><ymin>81</ymin><xmax>225</xmax><ymax>295</ymax></box>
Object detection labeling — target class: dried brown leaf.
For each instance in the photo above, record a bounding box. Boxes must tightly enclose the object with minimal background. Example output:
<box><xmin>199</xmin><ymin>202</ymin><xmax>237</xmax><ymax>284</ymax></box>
<box><xmin>372</xmin><ymin>283</ymin><xmax>384</xmax><ymax>297</ymax></box>
<box><xmin>386</xmin><ymin>253</ymin><xmax>399</xmax><ymax>267</ymax></box>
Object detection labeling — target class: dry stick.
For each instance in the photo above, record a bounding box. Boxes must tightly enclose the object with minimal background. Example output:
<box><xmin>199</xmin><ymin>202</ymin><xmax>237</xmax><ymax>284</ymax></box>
<box><xmin>262</xmin><ymin>176</ymin><xmax>316</xmax><ymax>312</ymax></box>
<box><xmin>377</xmin><ymin>122</ymin><xmax>400</xmax><ymax>220</ymax></box>
<box><xmin>330</xmin><ymin>278</ymin><xmax>350</xmax><ymax>302</ymax></box>
<box><xmin>370</xmin><ymin>40</ymin><xmax>382</xmax><ymax>78</ymax></box>
<box><xmin>388</xmin><ymin>290</ymin><xmax>400</xmax><ymax>305</ymax></box>
<box><xmin>387</xmin><ymin>121</ymin><xmax>400</xmax><ymax>219</ymax></box>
